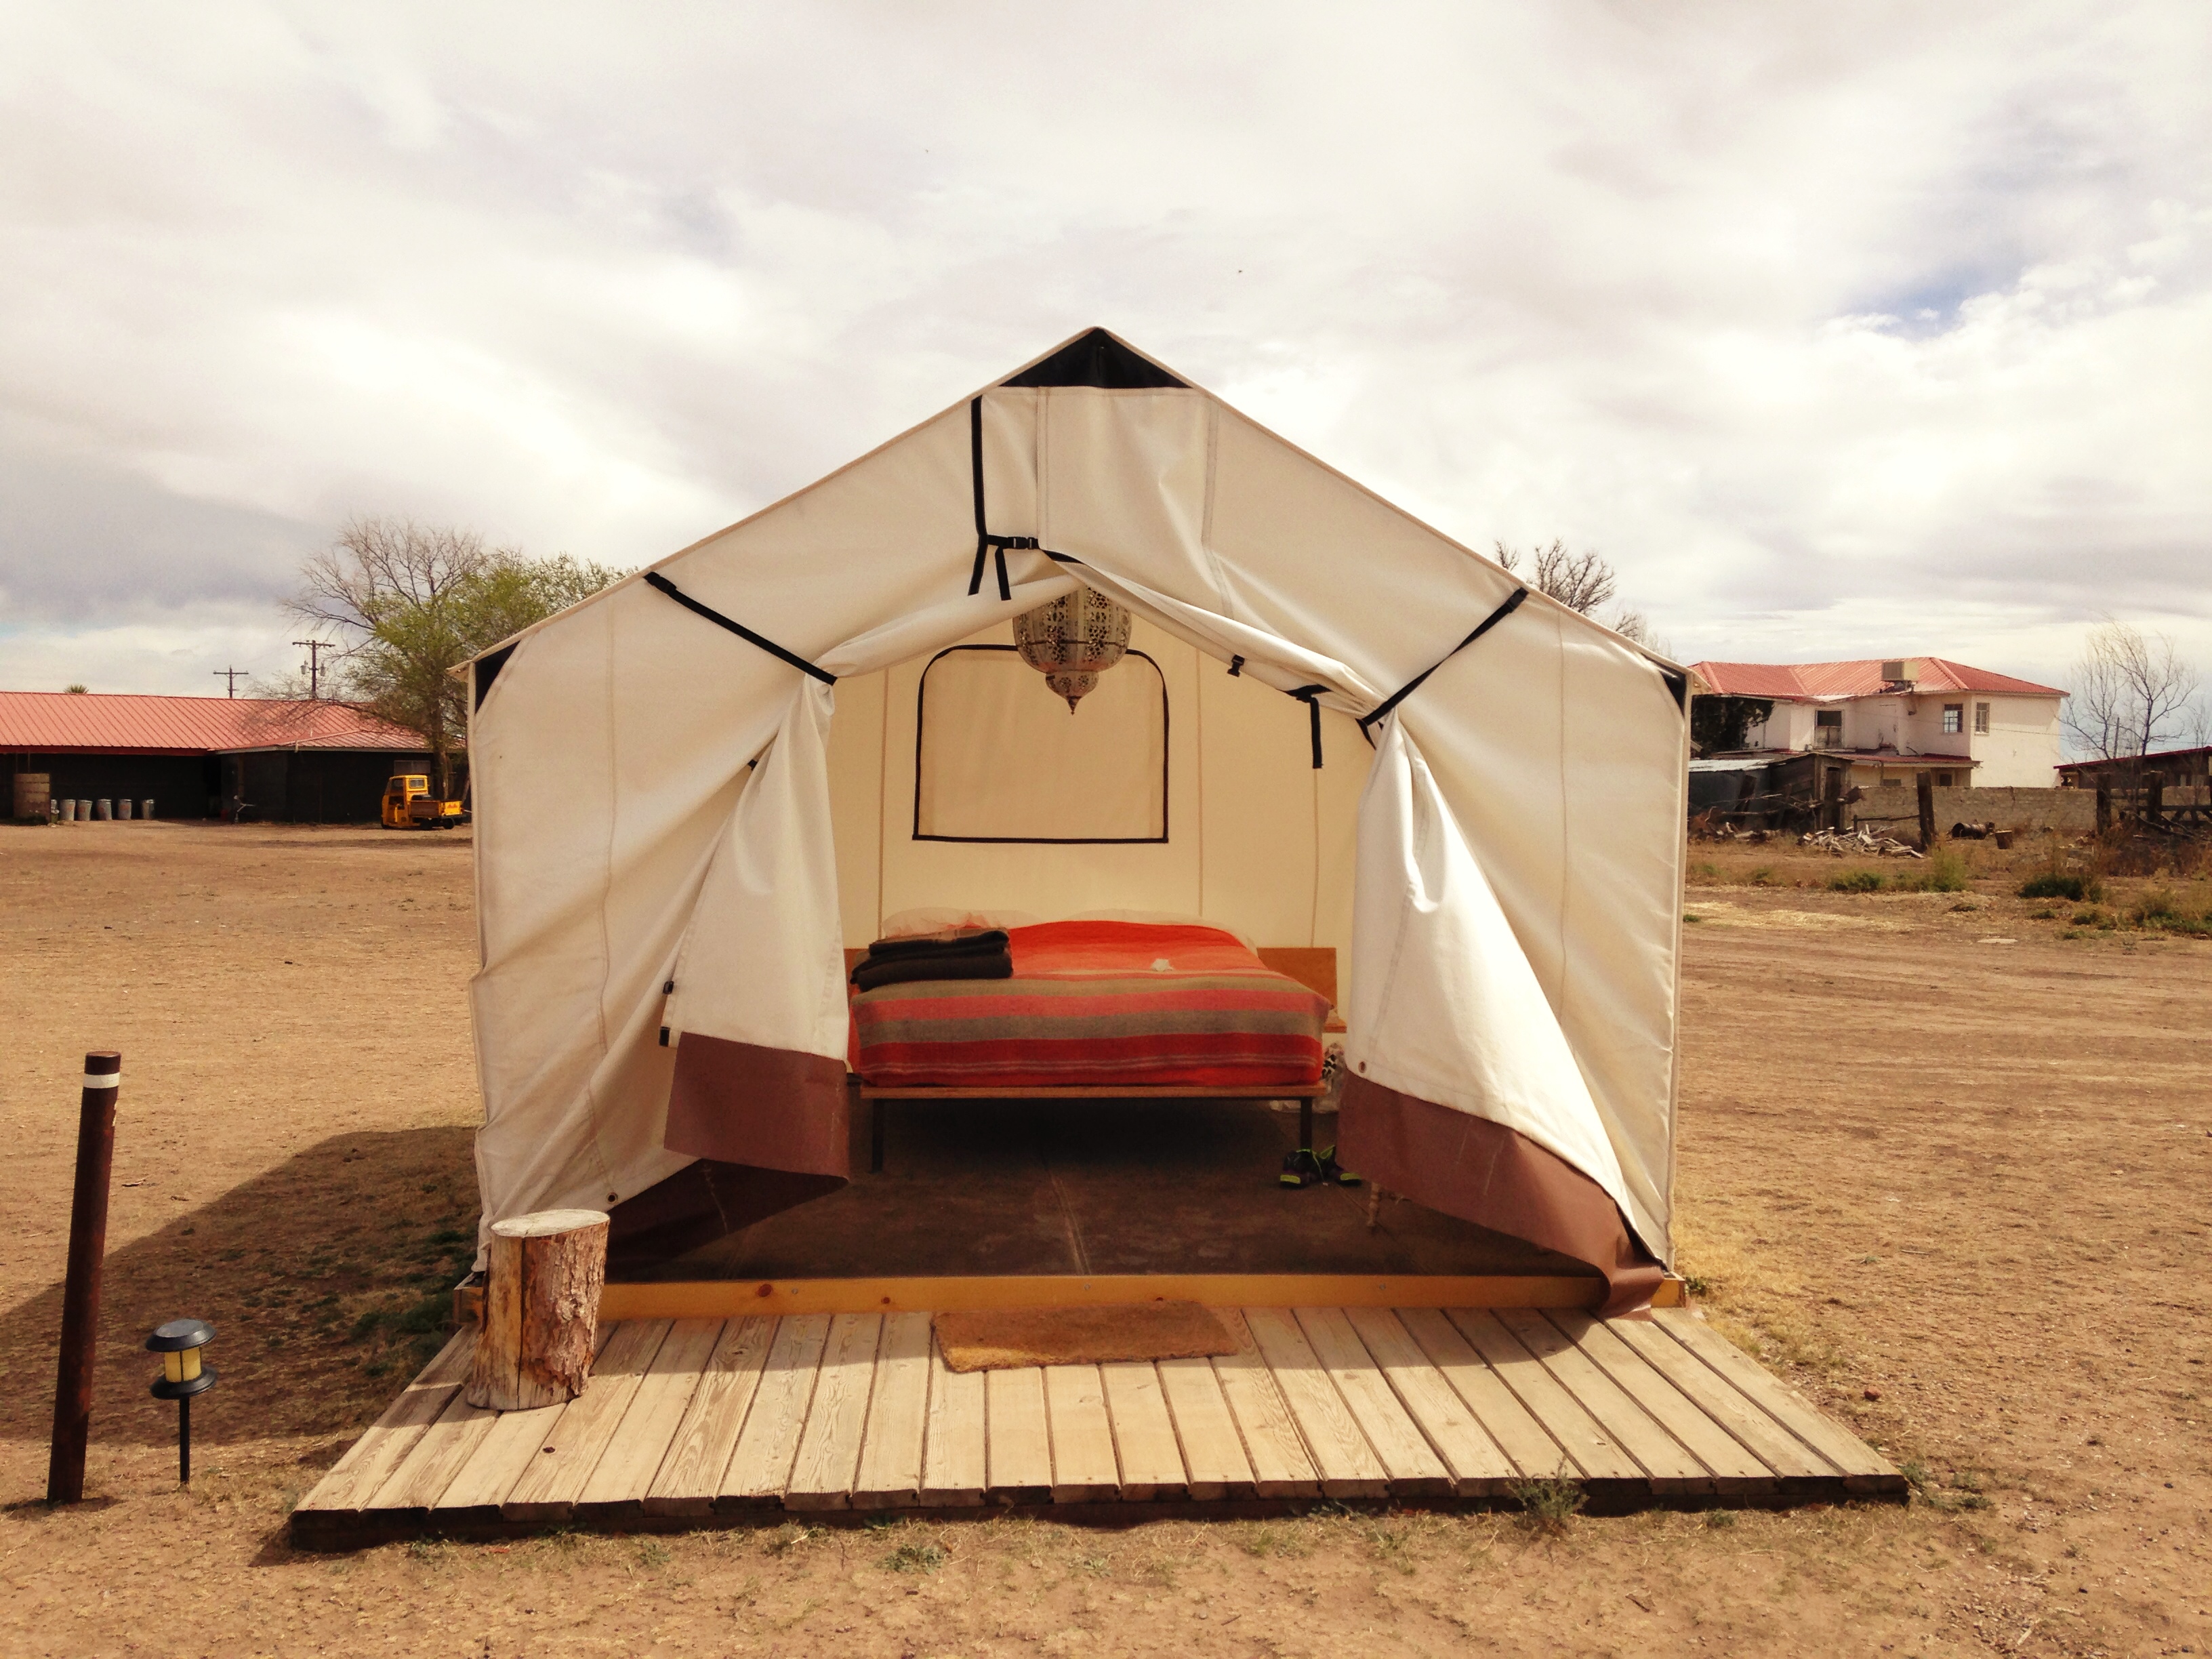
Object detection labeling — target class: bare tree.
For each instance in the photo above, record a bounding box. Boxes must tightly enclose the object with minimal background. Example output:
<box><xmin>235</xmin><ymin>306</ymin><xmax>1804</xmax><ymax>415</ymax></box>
<box><xmin>287</xmin><ymin>517</ymin><xmax>626</xmax><ymax>794</ymax></box>
<box><xmin>1498</xmin><ymin>539</ymin><xmax>1673</xmax><ymax>656</ymax></box>
<box><xmin>2062</xmin><ymin>619</ymin><xmax>2198</xmax><ymax>762</ymax></box>
<box><xmin>1497</xmin><ymin>539</ymin><xmax>1618</xmax><ymax>615</ymax></box>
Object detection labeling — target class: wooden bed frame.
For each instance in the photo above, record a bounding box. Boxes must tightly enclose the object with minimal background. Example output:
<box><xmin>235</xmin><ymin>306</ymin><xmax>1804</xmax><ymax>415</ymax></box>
<box><xmin>848</xmin><ymin>943</ymin><xmax>1346</xmax><ymax>1175</ymax></box>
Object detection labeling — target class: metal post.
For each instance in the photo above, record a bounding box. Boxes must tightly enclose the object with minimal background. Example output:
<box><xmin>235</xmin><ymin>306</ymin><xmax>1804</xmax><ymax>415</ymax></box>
<box><xmin>47</xmin><ymin>1050</ymin><xmax>121</xmax><ymax>1504</ymax></box>
<box><xmin>178</xmin><ymin>1395</ymin><xmax>192</xmax><ymax>1486</ymax></box>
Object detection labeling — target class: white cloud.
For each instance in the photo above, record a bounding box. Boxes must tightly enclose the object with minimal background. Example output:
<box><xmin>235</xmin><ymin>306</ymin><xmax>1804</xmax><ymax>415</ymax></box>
<box><xmin>1</xmin><ymin>0</ymin><xmax>2207</xmax><ymax>696</ymax></box>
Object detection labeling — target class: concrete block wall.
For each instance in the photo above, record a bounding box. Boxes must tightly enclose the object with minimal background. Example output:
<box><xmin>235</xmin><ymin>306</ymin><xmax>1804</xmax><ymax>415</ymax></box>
<box><xmin>1852</xmin><ymin>785</ymin><xmax>2098</xmax><ymax>838</ymax></box>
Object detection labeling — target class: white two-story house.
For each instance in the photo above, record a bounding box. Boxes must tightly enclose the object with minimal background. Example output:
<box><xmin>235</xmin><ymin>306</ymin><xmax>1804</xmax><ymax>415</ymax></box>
<box><xmin>1689</xmin><ymin>657</ymin><xmax>2064</xmax><ymax>789</ymax></box>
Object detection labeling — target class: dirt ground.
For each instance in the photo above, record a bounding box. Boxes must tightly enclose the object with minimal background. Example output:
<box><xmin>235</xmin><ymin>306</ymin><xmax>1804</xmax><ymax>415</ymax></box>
<box><xmin>2</xmin><ymin>822</ymin><xmax>2208</xmax><ymax>1658</ymax></box>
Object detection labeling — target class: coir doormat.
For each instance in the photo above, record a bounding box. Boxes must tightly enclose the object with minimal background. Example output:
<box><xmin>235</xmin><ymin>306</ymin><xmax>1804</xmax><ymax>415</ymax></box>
<box><xmin>934</xmin><ymin>1302</ymin><xmax>1240</xmax><ymax>1372</ymax></box>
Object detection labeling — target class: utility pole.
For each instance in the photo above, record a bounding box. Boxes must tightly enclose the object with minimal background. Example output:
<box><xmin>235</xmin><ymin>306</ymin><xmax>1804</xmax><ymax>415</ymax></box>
<box><xmin>212</xmin><ymin>667</ymin><xmax>249</xmax><ymax>698</ymax></box>
<box><xmin>292</xmin><ymin>640</ymin><xmax>334</xmax><ymax>700</ymax></box>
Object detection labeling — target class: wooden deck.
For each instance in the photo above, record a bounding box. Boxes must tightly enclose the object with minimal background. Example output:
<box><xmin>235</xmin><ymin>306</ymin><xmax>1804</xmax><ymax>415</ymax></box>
<box><xmin>292</xmin><ymin>1305</ymin><xmax>1901</xmax><ymax>1547</ymax></box>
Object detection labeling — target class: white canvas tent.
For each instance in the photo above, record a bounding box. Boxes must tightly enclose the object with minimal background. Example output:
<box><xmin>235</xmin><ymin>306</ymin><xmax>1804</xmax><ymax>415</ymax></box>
<box><xmin>466</xmin><ymin>329</ymin><xmax>1689</xmax><ymax>1313</ymax></box>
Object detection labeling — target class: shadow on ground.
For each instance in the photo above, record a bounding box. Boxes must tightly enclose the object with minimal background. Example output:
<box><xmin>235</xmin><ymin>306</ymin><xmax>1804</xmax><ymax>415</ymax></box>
<box><xmin>3</xmin><ymin>1126</ymin><xmax>478</xmax><ymax>1450</ymax></box>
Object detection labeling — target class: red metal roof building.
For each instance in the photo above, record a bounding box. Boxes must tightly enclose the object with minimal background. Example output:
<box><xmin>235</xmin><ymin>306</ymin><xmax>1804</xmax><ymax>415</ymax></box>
<box><xmin>1685</xmin><ymin>656</ymin><xmax>2066</xmax><ymax>790</ymax></box>
<box><xmin>5</xmin><ymin>691</ymin><xmax>442</xmax><ymax>823</ymax></box>
<box><xmin>0</xmin><ymin>691</ymin><xmax>426</xmax><ymax>754</ymax></box>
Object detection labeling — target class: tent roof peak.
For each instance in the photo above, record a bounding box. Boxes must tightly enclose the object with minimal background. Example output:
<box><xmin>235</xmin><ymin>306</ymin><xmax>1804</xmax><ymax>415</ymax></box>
<box><xmin>999</xmin><ymin>327</ymin><xmax>1187</xmax><ymax>390</ymax></box>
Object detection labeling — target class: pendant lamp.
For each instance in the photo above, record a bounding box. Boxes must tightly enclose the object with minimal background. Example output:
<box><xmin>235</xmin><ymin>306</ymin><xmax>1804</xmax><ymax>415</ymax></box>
<box><xmin>1012</xmin><ymin>585</ymin><xmax>1133</xmax><ymax>712</ymax></box>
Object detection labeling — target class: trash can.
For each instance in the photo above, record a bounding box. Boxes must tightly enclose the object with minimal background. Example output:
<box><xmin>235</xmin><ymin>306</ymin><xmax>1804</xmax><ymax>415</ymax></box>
<box><xmin>117</xmin><ymin>798</ymin><xmax>133</xmax><ymax>820</ymax></box>
<box><xmin>60</xmin><ymin>798</ymin><xmax>76</xmax><ymax>822</ymax></box>
<box><xmin>95</xmin><ymin>798</ymin><xmax>113</xmax><ymax>821</ymax></box>
<box><xmin>142</xmin><ymin>799</ymin><xmax>157</xmax><ymax>820</ymax></box>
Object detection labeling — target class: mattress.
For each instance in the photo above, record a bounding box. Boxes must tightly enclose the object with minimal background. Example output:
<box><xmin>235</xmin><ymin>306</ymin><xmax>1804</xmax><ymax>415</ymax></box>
<box><xmin>849</xmin><ymin>920</ymin><xmax>1330</xmax><ymax>1090</ymax></box>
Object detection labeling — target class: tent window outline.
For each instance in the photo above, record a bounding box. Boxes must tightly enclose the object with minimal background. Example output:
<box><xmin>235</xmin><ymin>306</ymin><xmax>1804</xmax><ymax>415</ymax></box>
<box><xmin>910</xmin><ymin>644</ymin><xmax>1170</xmax><ymax>844</ymax></box>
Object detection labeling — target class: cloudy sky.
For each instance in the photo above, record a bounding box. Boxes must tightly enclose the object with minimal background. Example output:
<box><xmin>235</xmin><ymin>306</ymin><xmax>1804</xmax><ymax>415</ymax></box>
<box><xmin>3</xmin><ymin>2</ymin><xmax>2207</xmax><ymax>708</ymax></box>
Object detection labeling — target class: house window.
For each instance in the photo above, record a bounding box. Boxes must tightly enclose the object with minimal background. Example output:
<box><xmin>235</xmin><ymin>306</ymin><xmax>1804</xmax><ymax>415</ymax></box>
<box><xmin>1974</xmin><ymin>701</ymin><xmax>1990</xmax><ymax>734</ymax></box>
<box><xmin>1934</xmin><ymin>771</ymin><xmax>1954</xmax><ymax>787</ymax></box>
<box><xmin>1942</xmin><ymin>703</ymin><xmax>1963</xmax><ymax>735</ymax></box>
<box><xmin>1881</xmin><ymin>775</ymin><xmax>1903</xmax><ymax>787</ymax></box>
<box><xmin>1814</xmin><ymin>709</ymin><xmax>1843</xmax><ymax>747</ymax></box>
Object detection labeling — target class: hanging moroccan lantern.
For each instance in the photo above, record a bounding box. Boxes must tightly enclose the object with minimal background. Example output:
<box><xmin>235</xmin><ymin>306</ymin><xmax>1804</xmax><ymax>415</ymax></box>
<box><xmin>1012</xmin><ymin>585</ymin><xmax>1133</xmax><ymax>712</ymax></box>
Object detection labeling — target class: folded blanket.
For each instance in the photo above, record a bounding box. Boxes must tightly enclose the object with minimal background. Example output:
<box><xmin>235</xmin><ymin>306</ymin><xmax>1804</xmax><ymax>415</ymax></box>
<box><xmin>852</xmin><ymin>951</ymin><xmax>1013</xmax><ymax>992</ymax></box>
<box><xmin>861</xmin><ymin>928</ymin><xmax>1009</xmax><ymax>962</ymax></box>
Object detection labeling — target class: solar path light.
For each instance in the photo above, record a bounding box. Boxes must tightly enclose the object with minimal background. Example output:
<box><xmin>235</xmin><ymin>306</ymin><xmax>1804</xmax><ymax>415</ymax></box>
<box><xmin>147</xmin><ymin>1319</ymin><xmax>216</xmax><ymax>1485</ymax></box>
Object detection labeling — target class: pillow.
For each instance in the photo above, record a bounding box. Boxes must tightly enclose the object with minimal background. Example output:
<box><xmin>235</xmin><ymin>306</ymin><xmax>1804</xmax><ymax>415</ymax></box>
<box><xmin>879</xmin><ymin>905</ymin><xmax>1044</xmax><ymax>941</ymax></box>
<box><xmin>1063</xmin><ymin>908</ymin><xmax>1258</xmax><ymax>951</ymax></box>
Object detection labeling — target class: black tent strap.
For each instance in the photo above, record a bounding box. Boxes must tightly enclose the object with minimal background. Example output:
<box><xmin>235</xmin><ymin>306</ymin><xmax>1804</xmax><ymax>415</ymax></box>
<box><xmin>1287</xmin><ymin>685</ymin><xmax>1328</xmax><ymax>769</ymax></box>
<box><xmin>644</xmin><ymin>572</ymin><xmax>836</xmax><ymax>686</ymax></box>
<box><xmin>967</xmin><ymin>396</ymin><xmax>1090</xmax><ymax>600</ymax></box>
<box><xmin>1356</xmin><ymin>586</ymin><xmax>1530</xmax><ymax>737</ymax></box>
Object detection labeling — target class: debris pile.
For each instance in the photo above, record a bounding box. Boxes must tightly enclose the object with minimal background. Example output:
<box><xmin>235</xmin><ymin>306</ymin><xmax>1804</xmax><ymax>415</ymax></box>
<box><xmin>1800</xmin><ymin>826</ymin><xmax>1925</xmax><ymax>858</ymax></box>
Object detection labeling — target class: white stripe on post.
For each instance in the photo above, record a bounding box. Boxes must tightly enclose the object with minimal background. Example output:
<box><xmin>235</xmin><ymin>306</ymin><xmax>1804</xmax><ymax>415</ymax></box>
<box><xmin>80</xmin><ymin>1073</ymin><xmax>122</xmax><ymax>1090</ymax></box>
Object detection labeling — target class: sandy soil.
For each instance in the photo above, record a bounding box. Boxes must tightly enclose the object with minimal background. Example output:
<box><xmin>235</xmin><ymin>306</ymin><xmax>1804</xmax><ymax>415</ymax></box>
<box><xmin>1</xmin><ymin>823</ymin><xmax>2208</xmax><ymax>1658</ymax></box>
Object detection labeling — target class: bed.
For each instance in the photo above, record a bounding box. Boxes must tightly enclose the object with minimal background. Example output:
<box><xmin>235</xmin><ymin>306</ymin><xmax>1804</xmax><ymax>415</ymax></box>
<box><xmin>846</xmin><ymin>919</ymin><xmax>1341</xmax><ymax>1172</ymax></box>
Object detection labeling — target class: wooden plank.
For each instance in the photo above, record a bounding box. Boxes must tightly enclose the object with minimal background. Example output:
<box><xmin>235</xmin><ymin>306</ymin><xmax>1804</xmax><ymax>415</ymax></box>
<box><xmin>372</xmin><ymin>1322</ymin><xmax>617</xmax><ymax>1514</ymax></box>
<box><xmin>1156</xmin><ymin>1355</ymin><xmax>1254</xmax><ymax>1500</ymax></box>
<box><xmin>1342</xmin><ymin>1307</ymin><xmax>1513</xmax><ymax>1494</ymax></box>
<box><xmin>1395</xmin><ymin>1308</ymin><xmax>1565</xmax><ymax>1480</ymax></box>
<box><xmin>1100</xmin><ymin>1362</ymin><xmax>1186</xmax><ymax>1500</ymax></box>
<box><xmin>718</xmin><ymin>1313</ymin><xmax>832</xmax><ymax>1507</ymax></box>
<box><xmin>920</xmin><ymin>1330</ymin><xmax>986</xmax><ymax>1506</ymax></box>
<box><xmin>598</xmin><ymin>1274</ymin><xmax>1602</xmax><ymax>1320</ymax></box>
<box><xmin>577</xmin><ymin>1317</ymin><xmax>723</xmax><ymax>1515</ymax></box>
<box><xmin>1293</xmin><ymin>1307</ymin><xmax>1451</xmax><ymax>1496</ymax></box>
<box><xmin>1650</xmin><ymin>1310</ymin><xmax>1904</xmax><ymax>1492</ymax></box>
<box><xmin>296</xmin><ymin>1328</ymin><xmax>475</xmax><ymax>1515</ymax></box>
<box><xmin>852</xmin><ymin>1311</ymin><xmax>933</xmax><ymax>1508</ymax></box>
<box><xmin>1209</xmin><ymin>1309</ymin><xmax>1320</xmax><ymax>1498</ymax></box>
<box><xmin>1494</xmin><ymin>1307</ymin><xmax>1707</xmax><ymax>1491</ymax></box>
<box><xmin>1044</xmin><ymin>1365</ymin><xmax>1120</xmax><ymax>1502</ymax></box>
<box><xmin>503</xmin><ymin>1319</ymin><xmax>674</xmax><ymax>1519</ymax></box>
<box><xmin>1444</xmin><ymin>1309</ymin><xmax>1643</xmax><ymax>1482</ymax></box>
<box><xmin>644</xmin><ymin>1317</ymin><xmax>773</xmax><ymax>1516</ymax></box>
<box><xmin>1549</xmin><ymin>1313</ymin><xmax>1776</xmax><ymax>1492</ymax></box>
<box><xmin>985</xmin><ymin>1366</ymin><xmax>1052</xmax><ymax>1501</ymax></box>
<box><xmin>784</xmin><ymin>1313</ymin><xmax>884</xmax><ymax>1511</ymax></box>
<box><xmin>1608</xmin><ymin>1316</ymin><xmax>1837</xmax><ymax>1481</ymax></box>
<box><xmin>1242</xmin><ymin>1307</ymin><xmax>1386</xmax><ymax>1498</ymax></box>
<box><xmin>435</xmin><ymin>1401</ymin><xmax>569</xmax><ymax>1513</ymax></box>
<box><xmin>363</xmin><ymin>1387</ymin><xmax>500</xmax><ymax>1511</ymax></box>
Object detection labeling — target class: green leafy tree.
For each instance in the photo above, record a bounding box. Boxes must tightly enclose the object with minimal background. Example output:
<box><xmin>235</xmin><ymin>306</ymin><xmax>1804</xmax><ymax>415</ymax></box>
<box><xmin>286</xmin><ymin>517</ymin><xmax>626</xmax><ymax>794</ymax></box>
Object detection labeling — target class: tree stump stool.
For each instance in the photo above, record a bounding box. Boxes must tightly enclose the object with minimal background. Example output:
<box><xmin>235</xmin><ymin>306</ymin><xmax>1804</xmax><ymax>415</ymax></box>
<box><xmin>467</xmin><ymin>1209</ymin><xmax>609</xmax><ymax>1411</ymax></box>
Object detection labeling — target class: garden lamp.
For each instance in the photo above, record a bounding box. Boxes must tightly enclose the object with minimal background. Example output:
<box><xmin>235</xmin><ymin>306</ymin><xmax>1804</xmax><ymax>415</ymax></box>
<box><xmin>146</xmin><ymin>1319</ymin><xmax>216</xmax><ymax>1485</ymax></box>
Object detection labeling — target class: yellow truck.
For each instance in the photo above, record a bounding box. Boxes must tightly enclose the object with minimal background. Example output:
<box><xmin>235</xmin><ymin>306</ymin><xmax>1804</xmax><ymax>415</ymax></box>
<box><xmin>380</xmin><ymin>775</ymin><xmax>467</xmax><ymax>830</ymax></box>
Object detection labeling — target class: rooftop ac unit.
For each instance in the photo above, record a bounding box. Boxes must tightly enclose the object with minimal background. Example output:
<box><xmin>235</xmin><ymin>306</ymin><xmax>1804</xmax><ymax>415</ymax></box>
<box><xmin>1881</xmin><ymin>659</ymin><xmax>1915</xmax><ymax>684</ymax></box>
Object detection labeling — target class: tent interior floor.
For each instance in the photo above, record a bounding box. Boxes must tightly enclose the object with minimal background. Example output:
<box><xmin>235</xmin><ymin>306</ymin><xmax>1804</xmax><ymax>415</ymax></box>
<box><xmin>640</xmin><ymin>1095</ymin><xmax>1589</xmax><ymax>1281</ymax></box>
<box><xmin>291</xmin><ymin>1305</ymin><xmax>1904</xmax><ymax>1550</ymax></box>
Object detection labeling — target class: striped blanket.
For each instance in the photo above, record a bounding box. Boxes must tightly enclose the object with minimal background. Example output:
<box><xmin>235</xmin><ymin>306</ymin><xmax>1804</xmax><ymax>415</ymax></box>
<box><xmin>848</xmin><ymin>920</ymin><xmax>1329</xmax><ymax>1089</ymax></box>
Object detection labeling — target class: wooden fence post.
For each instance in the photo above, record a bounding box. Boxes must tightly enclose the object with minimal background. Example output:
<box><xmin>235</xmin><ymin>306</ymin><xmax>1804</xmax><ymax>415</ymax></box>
<box><xmin>47</xmin><ymin>1051</ymin><xmax>121</xmax><ymax>1504</ymax></box>
<box><xmin>1916</xmin><ymin>771</ymin><xmax>1938</xmax><ymax>851</ymax></box>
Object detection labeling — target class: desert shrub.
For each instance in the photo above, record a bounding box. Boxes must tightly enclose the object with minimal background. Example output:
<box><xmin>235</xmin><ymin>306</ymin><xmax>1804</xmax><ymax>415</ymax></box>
<box><xmin>1828</xmin><ymin>869</ymin><xmax>1885</xmax><ymax>893</ymax></box>
<box><xmin>1908</xmin><ymin>846</ymin><xmax>1969</xmax><ymax>893</ymax></box>
<box><xmin>2131</xmin><ymin>887</ymin><xmax>2212</xmax><ymax>936</ymax></box>
<box><xmin>2020</xmin><ymin>872</ymin><xmax>2091</xmax><ymax>901</ymax></box>
<box><xmin>1509</xmin><ymin>1474</ymin><xmax>1585</xmax><ymax>1534</ymax></box>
